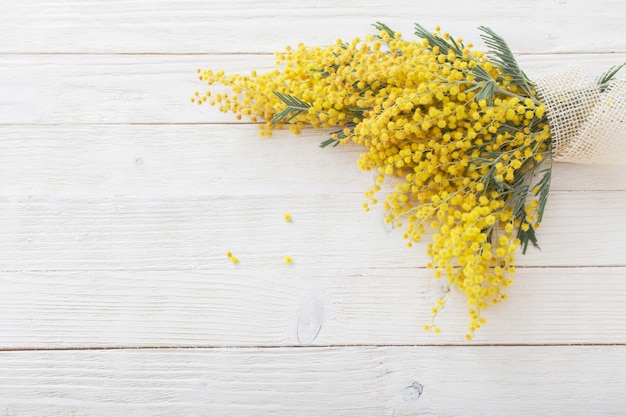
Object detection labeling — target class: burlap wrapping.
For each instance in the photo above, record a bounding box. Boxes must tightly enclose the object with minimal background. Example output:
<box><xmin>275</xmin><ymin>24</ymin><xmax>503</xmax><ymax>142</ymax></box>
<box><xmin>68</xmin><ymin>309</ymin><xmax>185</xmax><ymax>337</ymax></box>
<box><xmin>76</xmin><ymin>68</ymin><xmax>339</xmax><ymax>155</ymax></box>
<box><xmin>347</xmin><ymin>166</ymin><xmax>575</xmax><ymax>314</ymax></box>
<box><xmin>534</xmin><ymin>66</ymin><xmax>626</xmax><ymax>164</ymax></box>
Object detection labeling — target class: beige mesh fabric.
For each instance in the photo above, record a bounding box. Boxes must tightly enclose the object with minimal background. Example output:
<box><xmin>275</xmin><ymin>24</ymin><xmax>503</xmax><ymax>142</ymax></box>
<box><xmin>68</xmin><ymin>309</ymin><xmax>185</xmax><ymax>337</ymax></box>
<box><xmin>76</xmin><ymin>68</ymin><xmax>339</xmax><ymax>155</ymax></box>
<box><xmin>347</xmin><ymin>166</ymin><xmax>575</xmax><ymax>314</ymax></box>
<box><xmin>534</xmin><ymin>66</ymin><xmax>626</xmax><ymax>164</ymax></box>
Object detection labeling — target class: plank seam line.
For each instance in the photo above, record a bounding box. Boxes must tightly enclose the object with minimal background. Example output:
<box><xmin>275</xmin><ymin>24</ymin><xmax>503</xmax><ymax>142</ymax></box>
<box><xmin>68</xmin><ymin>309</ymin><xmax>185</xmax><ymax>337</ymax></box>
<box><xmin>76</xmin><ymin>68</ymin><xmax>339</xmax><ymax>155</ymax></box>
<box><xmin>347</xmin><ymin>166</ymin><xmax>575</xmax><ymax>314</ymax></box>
<box><xmin>0</xmin><ymin>52</ymin><xmax>274</xmax><ymax>56</ymax></box>
<box><xmin>0</xmin><ymin>51</ymin><xmax>624</xmax><ymax>56</ymax></box>
<box><xmin>2</xmin><ymin>343</ymin><xmax>626</xmax><ymax>352</ymax></box>
<box><xmin>0</xmin><ymin>122</ymin><xmax>255</xmax><ymax>127</ymax></box>
<box><xmin>1</xmin><ymin>264</ymin><xmax>625</xmax><ymax>273</ymax></box>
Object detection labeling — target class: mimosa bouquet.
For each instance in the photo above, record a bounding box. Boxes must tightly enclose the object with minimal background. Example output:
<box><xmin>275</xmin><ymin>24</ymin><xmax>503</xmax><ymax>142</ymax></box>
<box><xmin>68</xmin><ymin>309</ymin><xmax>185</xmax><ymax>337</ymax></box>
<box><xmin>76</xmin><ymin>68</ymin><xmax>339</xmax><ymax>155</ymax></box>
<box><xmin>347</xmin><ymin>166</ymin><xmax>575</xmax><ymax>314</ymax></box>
<box><xmin>193</xmin><ymin>23</ymin><xmax>626</xmax><ymax>339</ymax></box>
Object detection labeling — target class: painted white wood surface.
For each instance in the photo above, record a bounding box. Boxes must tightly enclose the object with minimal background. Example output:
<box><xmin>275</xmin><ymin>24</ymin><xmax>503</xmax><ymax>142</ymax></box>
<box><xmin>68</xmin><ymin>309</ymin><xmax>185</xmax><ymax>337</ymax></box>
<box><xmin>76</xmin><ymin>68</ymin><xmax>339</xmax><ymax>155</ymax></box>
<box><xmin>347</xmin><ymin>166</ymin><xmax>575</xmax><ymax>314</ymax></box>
<box><xmin>1</xmin><ymin>347</ymin><xmax>626</xmax><ymax>417</ymax></box>
<box><xmin>3</xmin><ymin>54</ymin><xmax>626</xmax><ymax>125</ymax></box>
<box><xmin>3</xmin><ymin>267</ymin><xmax>626</xmax><ymax>348</ymax></box>
<box><xmin>1</xmin><ymin>1</ymin><xmax>626</xmax><ymax>415</ymax></box>
<box><xmin>3</xmin><ymin>0</ymin><xmax>626</xmax><ymax>54</ymax></box>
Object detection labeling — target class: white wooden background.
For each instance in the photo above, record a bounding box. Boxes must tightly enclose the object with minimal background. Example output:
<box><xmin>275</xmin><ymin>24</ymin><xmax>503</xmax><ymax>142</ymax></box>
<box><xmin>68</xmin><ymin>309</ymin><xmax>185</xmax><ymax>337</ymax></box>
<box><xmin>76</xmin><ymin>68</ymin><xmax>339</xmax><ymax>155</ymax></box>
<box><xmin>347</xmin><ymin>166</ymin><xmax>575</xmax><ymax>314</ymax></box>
<box><xmin>1</xmin><ymin>1</ymin><xmax>626</xmax><ymax>416</ymax></box>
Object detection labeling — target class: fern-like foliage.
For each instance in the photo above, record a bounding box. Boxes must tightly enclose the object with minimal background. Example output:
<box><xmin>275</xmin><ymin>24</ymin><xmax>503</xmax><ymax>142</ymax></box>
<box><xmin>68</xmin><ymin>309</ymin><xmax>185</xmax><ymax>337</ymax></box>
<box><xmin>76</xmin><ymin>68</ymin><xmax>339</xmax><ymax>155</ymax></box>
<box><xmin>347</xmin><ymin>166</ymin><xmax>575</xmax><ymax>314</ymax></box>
<box><xmin>319</xmin><ymin>125</ymin><xmax>355</xmax><ymax>148</ymax></box>
<box><xmin>478</xmin><ymin>26</ymin><xmax>535</xmax><ymax>97</ymax></box>
<box><xmin>414</xmin><ymin>23</ymin><xmax>464</xmax><ymax>56</ymax></box>
<box><xmin>372</xmin><ymin>21</ymin><xmax>396</xmax><ymax>39</ymax></box>
<box><xmin>534</xmin><ymin>167</ymin><xmax>552</xmax><ymax>224</ymax></box>
<box><xmin>597</xmin><ymin>62</ymin><xmax>626</xmax><ymax>92</ymax></box>
<box><xmin>271</xmin><ymin>92</ymin><xmax>311</xmax><ymax>125</ymax></box>
<box><xmin>514</xmin><ymin>166</ymin><xmax>551</xmax><ymax>253</ymax></box>
<box><xmin>469</xmin><ymin>65</ymin><xmax>497</xmax><ymax>105</ymax></box>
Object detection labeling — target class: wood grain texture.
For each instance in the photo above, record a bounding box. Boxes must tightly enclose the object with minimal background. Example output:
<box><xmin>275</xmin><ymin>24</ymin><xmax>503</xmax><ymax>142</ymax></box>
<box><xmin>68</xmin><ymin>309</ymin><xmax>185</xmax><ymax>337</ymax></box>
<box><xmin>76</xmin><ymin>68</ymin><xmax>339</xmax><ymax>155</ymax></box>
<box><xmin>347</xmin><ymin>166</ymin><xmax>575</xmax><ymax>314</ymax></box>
<box><xmin>1</xmin><ymin>267</ymin><xmax>626</xmax><ymax>348</ymax></box>
<box><xmin>0</xmin><ymin>191</ymin><xmax>625</xmax><ymax>271</ymax></box>
<box><xmin>1</xmin><ymin>125</ymin><xmax>626</xmax><ymax>197</ymax></box>
<box><xmin>2</xmin><ymin>53</ymin><xmax>626</xmax><ymax>124</ymax></box>
<box><xmin>1</xmin><ymin>346</ymin><xmax>625</xmax><ymax>417</ymax></box>
<box><xmin>2</xmin><ymin>0</ymin><xmax>626</xmax><ymax>414</ymax></box>
<box><xmin>2</xmin><ymin>0</ymin><xmax>626</xmax><ymax>54</ymax></box>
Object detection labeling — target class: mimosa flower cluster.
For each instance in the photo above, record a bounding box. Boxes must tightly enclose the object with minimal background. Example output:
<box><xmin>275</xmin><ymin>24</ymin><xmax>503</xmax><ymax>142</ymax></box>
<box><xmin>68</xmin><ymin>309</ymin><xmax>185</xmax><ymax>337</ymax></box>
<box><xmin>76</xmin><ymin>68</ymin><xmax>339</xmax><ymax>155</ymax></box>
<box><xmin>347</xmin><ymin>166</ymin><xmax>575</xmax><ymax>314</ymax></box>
<box><xmin>193</xmin><ymin>23</ymin><xmax>623</xmax><ymax>339</ymax></box>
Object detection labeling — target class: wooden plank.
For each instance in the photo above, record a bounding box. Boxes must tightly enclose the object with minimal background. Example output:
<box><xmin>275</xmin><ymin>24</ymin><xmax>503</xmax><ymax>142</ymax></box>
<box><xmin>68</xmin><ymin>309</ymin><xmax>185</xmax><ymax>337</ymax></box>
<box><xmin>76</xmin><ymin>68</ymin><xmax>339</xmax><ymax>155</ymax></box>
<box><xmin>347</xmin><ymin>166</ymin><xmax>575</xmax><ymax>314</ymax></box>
<box><xmin>0</xmin><ymin>192</ymin><xmax>624</xmax><ymax>271</ymax></box>
<box><xmin>1</xmin><ymin>125</ymin><xmax>624</xmax><ymax>197</ymax></box>
<box><xmin>1</xmin><ymin>53</ymin><xmax>626</xmax><ymax>124</ymax></box>
<box><xmin>1</xmin><ymin>346</ymin><xmax>625</xmax><ymax>416</ymax></box>
<box><xmin>1</xmin><ymin>1</ymin><xmax>624</xmax><ymax>415</ymax></box>
<box><xmin>1</xmin><ymin>267</ymin><xmax>626</xmax><ymax>348</ymax></box>
<box><xmin>0</xmin><ymin>125</ymin><xmax>368</xmax><ymax>197</ymax></box>
<box><xmin>2</xmin><ymin>0</ymin><xmax>625</xmax><ymax>54</ymax></box>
